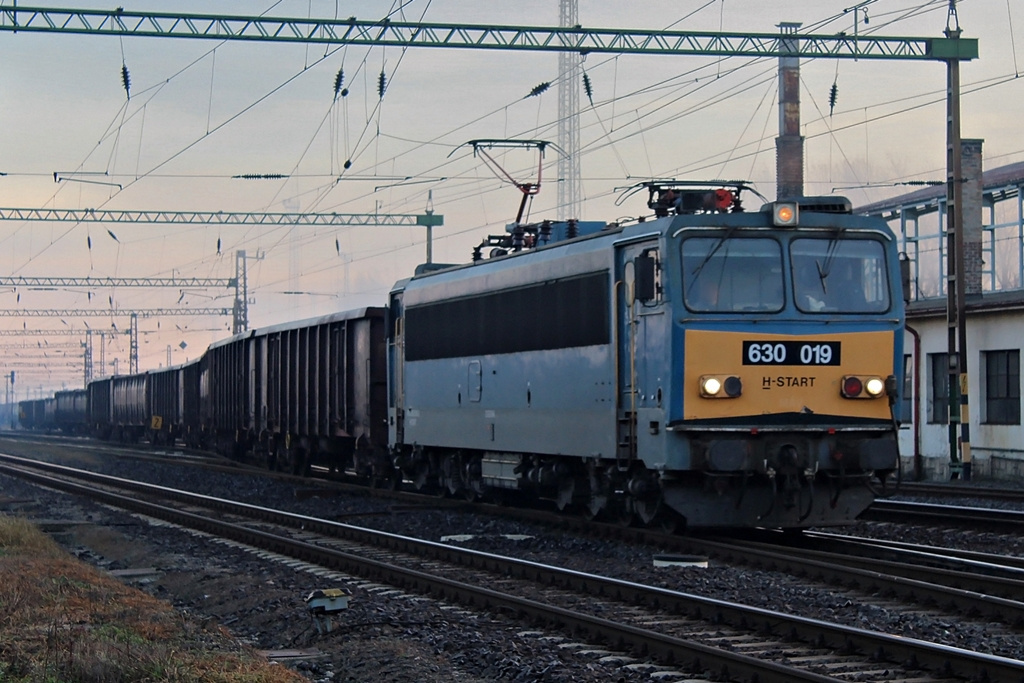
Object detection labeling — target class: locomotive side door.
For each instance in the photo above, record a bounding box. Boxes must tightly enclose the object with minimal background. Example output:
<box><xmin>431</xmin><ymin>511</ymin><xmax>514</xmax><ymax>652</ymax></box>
<box><xmin>388</xmin><ymin>290</ymin><xmax>406</xmax><ymax>446</ymax></box>
<box><xmin>615</xmin><ymin>239</ymin><xmax>663</xmax><ymax>468</ymax></box>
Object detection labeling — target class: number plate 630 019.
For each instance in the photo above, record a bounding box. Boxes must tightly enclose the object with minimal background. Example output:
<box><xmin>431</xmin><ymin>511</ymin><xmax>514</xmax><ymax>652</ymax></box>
<box><xmin>742</xmin><ymin>340</ymin><xmax>841</xmax><ymax>366</ymax></box>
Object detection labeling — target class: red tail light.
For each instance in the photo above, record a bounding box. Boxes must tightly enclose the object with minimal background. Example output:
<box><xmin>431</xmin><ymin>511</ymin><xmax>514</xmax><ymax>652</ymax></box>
<box><xmin>842</xmin><ymin>376</ymin><xmax>863</xmax><ymax>398</ymax></box>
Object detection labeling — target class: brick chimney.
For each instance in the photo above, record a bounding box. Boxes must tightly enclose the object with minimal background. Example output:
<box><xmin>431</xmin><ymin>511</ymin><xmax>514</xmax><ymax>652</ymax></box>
<box><xmin>776</xmin><ymin>23</ymin><xmax>804</xmax><ymax>200</ymax></box>
<box><xmin>961</xmin><ymin>138</ymin><xmax>983</xmax><ymax>296</ymax></box>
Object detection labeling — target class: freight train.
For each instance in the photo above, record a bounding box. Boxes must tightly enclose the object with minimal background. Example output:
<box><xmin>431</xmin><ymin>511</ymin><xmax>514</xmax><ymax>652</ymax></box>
<box><xmin>17</xmin><ymin>183</ymin><xmax>906</xmax><ymax>530</ymax></box>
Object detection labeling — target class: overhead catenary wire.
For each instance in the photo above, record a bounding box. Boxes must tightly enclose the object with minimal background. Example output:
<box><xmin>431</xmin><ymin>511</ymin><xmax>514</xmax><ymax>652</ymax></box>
<box><xmin>0</xmin><ymin>0</ymin><xmax>1011</xmax><ymax>335</ymax></box>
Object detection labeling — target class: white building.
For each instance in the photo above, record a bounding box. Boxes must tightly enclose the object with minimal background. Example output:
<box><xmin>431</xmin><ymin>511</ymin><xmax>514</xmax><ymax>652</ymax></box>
<box><xmin>861</xmin><ymin>147</ymin><xmax>1024</xmax><ymax>481</ymax></box>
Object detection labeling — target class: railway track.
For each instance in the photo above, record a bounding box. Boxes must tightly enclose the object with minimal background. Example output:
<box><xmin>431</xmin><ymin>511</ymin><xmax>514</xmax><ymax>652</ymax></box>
<box><xmin>12</xmin><ymin>432</ymin><xmax>1024</xmax><ymax>532</ymax></box>
<box><xmin>7</xmin><ymin>434</ymin><xmax>1024</xmax><ymax>630</ymax></box>
<box><xmin>3</xmin><ymin>452</ymin><xmax>1023</xmax><ymax>682</ymax></box>
<box><xmin>701</xmin><ymin>530</ymin><xmax>1024</xmax><ymax>627</ymax></box>
<box><xmin>864</xmin><ymin>498</ymin><xmax>1024</xmax><ymax>530</ymax></box>
<box><xmin>898</xmin><ymin>480</ymin><xmax>1024</xmax><ymax>504</ymax></box>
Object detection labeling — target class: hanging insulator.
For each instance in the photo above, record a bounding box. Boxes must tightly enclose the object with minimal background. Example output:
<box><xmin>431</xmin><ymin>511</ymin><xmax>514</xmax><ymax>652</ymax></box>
<box><xmin>378</xmin><ymin>70</ymin><xmax>387</xmax><ymax>98</ymax></box>
<box><xmin>582</xmin><ymin>72</ymin><xmax>594</xmax><ymax>105</ymax></box>
<box><xmin>121</xmin><ymin>63</ymin><xmax>131</xmax><ymax>99</ymax></box>
<box><xmin>335</xmin><ymin>238</ymin><xmax>341</xmax><ymax>256</ymax></box>
<box><xmin>216</xmin><ymin>237</ymin><xmax>222</xmax><ymax>255</ymax></box>
<box><xmin>87</xmin><ymin>236</ymin><xmax>92</xmax><ymax>250</ymax></box>
<box><xmin>527</xmin><ymin>82</ymin><xmax>550</xmax><ymax>98</ymax></box>
<box><xmin>106</xmin><ymin>228</ymin><xmax>119</xmax><ymax>243</ymax></box>
<box><xmin>333</xmin><ymin>67</ymin><xmax>345</xmax><ymax>99</ymax></box>
<box><xmin>828</xmin><ymin>82</ymin><xmax>839</xmax><ymax>117</ymax></box>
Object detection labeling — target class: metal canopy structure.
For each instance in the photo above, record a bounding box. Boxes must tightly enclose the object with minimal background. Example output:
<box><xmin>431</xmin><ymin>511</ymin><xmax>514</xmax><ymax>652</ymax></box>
<box><xmin>860</xmin><ymin>160</ymin><xmax>1024</xmax><ymax>298</ymax></box>
<box><xmin>0</xmin><ymin>5</ymin><xmax>977</xmax><ymax>60</ymax></box>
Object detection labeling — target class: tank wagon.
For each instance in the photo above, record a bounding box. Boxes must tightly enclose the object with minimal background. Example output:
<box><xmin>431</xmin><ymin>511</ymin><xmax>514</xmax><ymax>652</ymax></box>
<box><xmin>26</xmin><ymin>183</ymin><xmax>904</xmax><ymax>531</ymax></box>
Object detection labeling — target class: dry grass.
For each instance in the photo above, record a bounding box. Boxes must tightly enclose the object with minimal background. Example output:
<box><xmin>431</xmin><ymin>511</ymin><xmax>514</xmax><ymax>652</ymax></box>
<box><xmin>0</xmin><ymin>514</ymin><xmax>306</xmax><ymax>683</ymax></box>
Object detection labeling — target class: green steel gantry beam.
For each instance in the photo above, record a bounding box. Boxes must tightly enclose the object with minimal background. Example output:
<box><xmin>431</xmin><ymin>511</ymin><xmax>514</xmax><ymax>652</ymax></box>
<box><xmin>0</xmin><ymin>5</ymin><xmax>977</xmax><ymax>61</ymax></box>
<box><xmin>0</xmin><ymin>276</ymin><xmax>235</xmax><ymax>288</ymax></box>
<box><xmin>0</xmin><ymin>342</ymin><xmax>82</xmax><ymax>349</ymax></box>
<box><xmin>0</xmin><ymin>329</ymin><xmax>178</xmax><ymax>336</ymax></box>
<box><xmin>0</xmin><ymin>207</ymin><xmax>443</xmax><ymax>228</ymax></box>
<box><xmin>0</xmin><ymin>329</ymin><xmax>89</xmax><ymax>336</ymax></box>
<box><xmin>0</xmin><ymin>308</ymin><xmax>231</xmax><ymax>318</ymax></box>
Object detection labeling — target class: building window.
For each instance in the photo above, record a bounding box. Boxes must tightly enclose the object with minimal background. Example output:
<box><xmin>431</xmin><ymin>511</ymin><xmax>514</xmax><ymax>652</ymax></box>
<box><xmin>901</xmin><ymin>354</ymin><xmax>913</xmax><ymax>426</ymax></box>
<box><xmin>985</xmin><ymin>349</ymin><xmax>1020</xmax><ymax>425</ymax></box>
<box><xmin>928</xmin><ymin>352</ymin><xmax>948</xmax><ymax>424</ymax></box>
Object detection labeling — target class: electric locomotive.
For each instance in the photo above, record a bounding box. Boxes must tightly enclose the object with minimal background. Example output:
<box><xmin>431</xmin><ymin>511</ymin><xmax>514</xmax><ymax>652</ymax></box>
<box><xmin>387</xmin><ymin>182</ymin><xmax>903</xmax><ymax>529</ymax></box>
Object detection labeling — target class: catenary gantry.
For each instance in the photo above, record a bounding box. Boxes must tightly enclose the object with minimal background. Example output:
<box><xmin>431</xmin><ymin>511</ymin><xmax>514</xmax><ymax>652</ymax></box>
<box><xmin>0</xmin><ymin>5</ymin><xmax>976</xmax><ymax>60</ymax></box>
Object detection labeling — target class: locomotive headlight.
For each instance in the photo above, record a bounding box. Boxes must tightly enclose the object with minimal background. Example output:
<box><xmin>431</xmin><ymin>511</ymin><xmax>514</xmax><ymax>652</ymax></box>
<box><xmin>841</xmin><ymin>375</ymin><xmax>886</xmax><ymax>399</ymax></box>
<box><xmin>701</xmin><ymin>377</ymin><xmax>722</xmax><ymax>396</ymax></box>
<box><xmin>772</xmin><ymin>201</ymin><xmax>799</xmax><ymax>227</ymax></box>
<box><xmin>700</xmin><ymin>375</ymin><xmax>742</xmax><ymax>398</ymax></box>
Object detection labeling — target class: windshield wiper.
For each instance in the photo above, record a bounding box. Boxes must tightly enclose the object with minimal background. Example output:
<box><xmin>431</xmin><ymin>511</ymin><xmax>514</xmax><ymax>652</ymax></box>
<box><xmin>690</xmin><ymin>226</ymin><xmax>737</xmax><ymax>280</ymax></box>
<box><xmin>814</xmin><ymin>230</ymin><xmax>845</xmax><ymax>294</ymax></box>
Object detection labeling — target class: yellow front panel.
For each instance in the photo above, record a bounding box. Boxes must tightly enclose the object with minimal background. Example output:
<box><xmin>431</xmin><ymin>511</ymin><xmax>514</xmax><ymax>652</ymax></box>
<box><xmin>682</xmin><ymin>329</ymin><xmax>894</xmax><ymax>421</ymax></box>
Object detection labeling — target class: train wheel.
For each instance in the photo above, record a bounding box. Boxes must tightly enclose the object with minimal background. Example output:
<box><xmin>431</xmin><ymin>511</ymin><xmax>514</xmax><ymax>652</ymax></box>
<box><xmin>609</xmin><ymin>502</ymin><xmax>635</xmax><ymax>528</ymax></box>
<box><xmin>271</xmin><ymin>442</ymin><xmax>287</xmax><ymax>472</ymax></box>
<box><xmin>583</xmin><ymin>491</ymin><xmax>606</xmax><ymax>521</ymax></box>
<box><xmin>555</xmin><ymin>477</ymin><xmax>576</xmax><ymax>512</ymax></box>
<box><xmin>371</xmin><ymin>467</ymin><xmax>400</xmax><ymax>490</ymax></box>
<box><xmin>462</xmin><ymin>456</ymin><xmax>484</xmax><ymax>502</ymax></box>
<box><xmin>635</xmin><ymin>496</ymin><xmax>679</xmax><ymax>533</ymax></box>
<box><xmin>441</xmin><ymin>453</ymin><xmax>463</xmax><ymax>498</ymax></box>
<box><xmin>634</xmin><ymin>495</ymin><xmax>662</xmax><ymax>526</ymax></box>
<box><xmin>294</xmin><ymin>449</ymin><xmax>311</xmax><ymax>477</ymax></box>
<box><xmin>411</xmin><ymin>462</ymin><xmax>435</xmax><ymax>492</ymax></box>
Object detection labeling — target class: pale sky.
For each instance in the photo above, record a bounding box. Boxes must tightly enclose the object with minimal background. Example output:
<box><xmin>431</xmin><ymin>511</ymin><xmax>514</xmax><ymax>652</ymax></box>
<box><xmin>1</xmin><ymin>0</ymin><xmax>1021</xmax><ymax>395</ymax></box>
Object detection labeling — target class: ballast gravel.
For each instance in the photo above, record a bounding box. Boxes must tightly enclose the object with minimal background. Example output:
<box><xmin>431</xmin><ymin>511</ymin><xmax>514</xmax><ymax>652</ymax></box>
<box><xmin>3</xmin><ymin>441</ymin><xmax>1024</xmax><ymax>681</ymax></box>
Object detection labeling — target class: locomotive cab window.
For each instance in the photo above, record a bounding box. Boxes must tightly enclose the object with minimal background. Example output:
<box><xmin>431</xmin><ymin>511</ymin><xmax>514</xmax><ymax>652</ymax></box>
<box><xmin>681</xmin><ymin>236</ymin><xmax>783</xmax><ymax>313</ymax></box>
<box><xmin>791</xmin><ymin>238</ymin><xmax>890</xmax><ymax>314</ymax></box>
